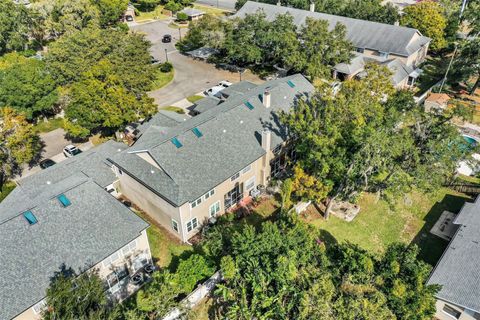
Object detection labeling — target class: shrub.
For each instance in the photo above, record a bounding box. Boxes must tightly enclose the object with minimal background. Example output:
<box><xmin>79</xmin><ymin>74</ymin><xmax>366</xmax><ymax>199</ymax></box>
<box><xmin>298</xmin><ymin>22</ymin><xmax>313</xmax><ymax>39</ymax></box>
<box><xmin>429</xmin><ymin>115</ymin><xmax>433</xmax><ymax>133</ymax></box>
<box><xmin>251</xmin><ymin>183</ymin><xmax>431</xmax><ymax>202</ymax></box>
<box><xmin>176</xmin><ymin>12</ymin><xmax>188</xmax><ymax>21</ymax></box>
<box><xmin>164</xmin><ymin>0</ymin><xmax>182</xmax><ymax>13</ymax></box>
<box><xmin>175</xmin><ymin>254</ymin><xmax>215</xmax><ymax>293</ymax></box>
<box><xmin>160</xmin><ymin>61</ymin><xmax>173</xmax><ymax>72</ymax></box>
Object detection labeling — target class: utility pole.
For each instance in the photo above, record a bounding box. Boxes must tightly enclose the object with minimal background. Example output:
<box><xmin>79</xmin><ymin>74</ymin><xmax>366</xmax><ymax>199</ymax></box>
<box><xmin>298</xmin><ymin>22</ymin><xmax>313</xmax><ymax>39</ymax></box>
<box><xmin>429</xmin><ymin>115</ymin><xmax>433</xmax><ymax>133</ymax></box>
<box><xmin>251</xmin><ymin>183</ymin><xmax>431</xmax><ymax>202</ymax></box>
<box><xmin>178</xmin><ymin>27</ymin><xmax>182</xmax><ymax>40</ymax></box>
<box><xmin>439</xmin><ymin>44</ymin><xmax>458</xmax><ymax>93</ymax></box>
<box><xmin>460</xmin><ymin>0</ymin><xmax>468</xmax><ymax>18</ymax></box>
<box><xmin>165</xmin><ymin>48</ymin><xmax>169</xmax><ymax>62</ymax></box>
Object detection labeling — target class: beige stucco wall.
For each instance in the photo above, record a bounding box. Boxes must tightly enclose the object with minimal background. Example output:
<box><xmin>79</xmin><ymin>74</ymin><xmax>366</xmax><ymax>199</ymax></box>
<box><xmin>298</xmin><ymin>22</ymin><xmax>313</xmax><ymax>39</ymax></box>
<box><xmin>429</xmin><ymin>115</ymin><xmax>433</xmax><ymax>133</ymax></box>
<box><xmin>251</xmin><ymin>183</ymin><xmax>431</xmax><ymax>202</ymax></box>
<box><xmin>12</xmin><ymin>231</ymin><xmax>150</xmax><ymax>320</ymax></box>
<box><xmin>434</xmin><ymin>299</ymin><xmax>480</xmax><ymax>320</ymax></box>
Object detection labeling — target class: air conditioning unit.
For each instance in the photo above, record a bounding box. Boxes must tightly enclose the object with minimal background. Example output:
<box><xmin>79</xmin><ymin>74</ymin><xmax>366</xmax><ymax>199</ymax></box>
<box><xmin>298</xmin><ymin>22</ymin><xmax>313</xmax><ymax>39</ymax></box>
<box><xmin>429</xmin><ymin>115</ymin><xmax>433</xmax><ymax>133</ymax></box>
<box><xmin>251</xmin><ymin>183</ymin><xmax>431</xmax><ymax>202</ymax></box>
<box><xmin>250</xmin><ymin>188</ymin><xmax>261</xmax><ymax>198</ymax></box>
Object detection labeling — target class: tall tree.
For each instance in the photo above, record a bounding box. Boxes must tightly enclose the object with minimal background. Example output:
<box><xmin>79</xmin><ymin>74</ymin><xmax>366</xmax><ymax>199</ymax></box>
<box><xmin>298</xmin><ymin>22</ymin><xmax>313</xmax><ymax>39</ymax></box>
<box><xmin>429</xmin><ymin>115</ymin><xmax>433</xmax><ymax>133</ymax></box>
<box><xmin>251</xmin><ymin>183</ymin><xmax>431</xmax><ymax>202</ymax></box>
<box><xmin>0</xmin><ymin>53</ymin><xmax>58</xmax><ymax>119</ymax></box>
<box><xmin>42</xmin><ymin>269</ymin><xmax>115</xmax><ymax>320</ymax></box>
<box><xmin>92</xmin><ymin>0</ymin><xmax>129</xmax><ymax>27</ymax></box>
<box><xmin>176</xmin><ymin>14</ymin><xmax>227</xmax><ymax>52</ymax></box>
<box><xmin>0</xmin><ymin>0</ymin><xmax>31</xmax><ymax>54</ymax></box>
<box><xmin>452</xmin><ymin>38</ymin><xmax>480</xmax><ymax>94</ymax></box>
<box><xmin>0</xmin><ymin>108</ymin><xmax>41</xmax><ymax>194</ymax></box>
<box><xmin>401</xmin><ymin>1</ymin><xmax>448</xmax><ymax>50</ymax></box>
<box><xmin>286</xmin><ymin>17</ymin><xmax>352</xmax><ymax>80</ymax></box>
<box><xmin>463</xmin><ymin>0</ymin><xmax>480</xmax><ymax>36</ymax></box>
<box><xmin>281</xmin><ymin>64</ymin><xmax>470</xmax><ymax>218</ymax></box>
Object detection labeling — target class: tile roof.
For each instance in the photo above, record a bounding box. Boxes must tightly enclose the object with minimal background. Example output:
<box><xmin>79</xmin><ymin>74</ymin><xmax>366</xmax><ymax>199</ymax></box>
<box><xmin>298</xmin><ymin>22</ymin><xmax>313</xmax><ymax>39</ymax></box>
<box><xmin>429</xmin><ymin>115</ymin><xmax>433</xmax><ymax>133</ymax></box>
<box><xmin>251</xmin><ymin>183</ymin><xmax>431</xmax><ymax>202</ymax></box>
<box><xmin>110</xmin><ymin>74</ymin><xmax>314</xmax><ymax>207</ymax></box>
<box><xmin>235</xmin><ymin>1</ymin><xmax>431</xmax><ymax>57</ymax></box>
<box><xmin>0</xmin><ymin>178</ymin><xmax>148</xmax><ymax>320</ymax></box>
<box><xmin>426</xmin><ymin>93</ymin><xmax>450</xmax><ymax>105</ymax></box>
<box><xmin>427</xmin><ymin>196</ymin><xmax>480</xmax><ymax>313</ymax></box>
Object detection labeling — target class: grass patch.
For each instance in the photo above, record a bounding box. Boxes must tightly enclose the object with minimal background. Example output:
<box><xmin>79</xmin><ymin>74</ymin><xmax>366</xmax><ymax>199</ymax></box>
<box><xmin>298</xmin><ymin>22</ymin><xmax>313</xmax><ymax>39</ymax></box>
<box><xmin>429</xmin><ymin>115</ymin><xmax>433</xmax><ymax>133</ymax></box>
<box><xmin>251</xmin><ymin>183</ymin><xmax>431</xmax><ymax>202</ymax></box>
<box><xmin>151</xmin><ymin>68</ymin><xmax>174</xmax><ymax>90</ymax></box>
<box><xmin>187</xmin><ymin>95</ymin><xmax>204</xmax><ymax>104</ymax></box>
<box><xmin>0</xmin><ymin>181</ymin><xmax>15</xmax><ymax>203</ymax></box>
<box><xmin>135</xmin><ymin>5</ymin><xmax>169</xmax><ymax>22</ymax></box>
<box><xmin>133</xmin><ymin>209</ymin><xmax>192</xmax><ymax>268</ymax></box>
<box><xmin>33</xmin><ymin>118</ymin><xmax>65</xmax><ymax>133</ymax></box>
<box><xmin>193</xmin><ymin>4</ymin><xmax>232</xmax><ymax>16</ymax></box>
<box><xmin>160</xmin><ymin>106</ymin><xmax>185</xmax><ymax>114</ymax></box>
<box><xmin>307</xmin><ymin>188</ymin><xmax>471</xmax><ymax>266</ymax></box>
<box><xmin>90</xmin><ymin>134</ymin><xmax>113</xmax><ymax>146</ymax></box>
<box><xmin>168</xmin><ymin>21</ymin><xmax>189</xmax><ymax>29</ymax></box>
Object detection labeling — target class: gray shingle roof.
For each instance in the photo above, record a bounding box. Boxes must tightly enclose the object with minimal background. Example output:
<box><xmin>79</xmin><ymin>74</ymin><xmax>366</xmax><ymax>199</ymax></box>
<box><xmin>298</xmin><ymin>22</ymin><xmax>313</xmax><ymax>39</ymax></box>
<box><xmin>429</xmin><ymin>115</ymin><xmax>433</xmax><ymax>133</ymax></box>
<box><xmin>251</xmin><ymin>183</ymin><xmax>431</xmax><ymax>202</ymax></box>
<box><xmin>193</xmin><ymin>96</ymin><xmax>222</xmax><ymax>114</ymax></box>
<box><xmin>110</xmin><ymin>74</ymin><xmax>314</xmax><ymax>207</ymax></box>
<box><xmin>427</xmin><ymin>197</ymin><xmax>480</xmax><ymax>313</ymax></box>
<box><xmin>220</xmin><ymin>81</ymin><xmax>258</xmax><ymax>97</ymax></box>
<box><xmin>235</xmin><ymin>1</ymin><xmax>430</xmax><ymax>57</ymax></box>
<box><xmin>0</xmin><ymin>140</ymin><xmax>127</xmax><ymax>224</ymax></box>
<box><xmin>180</xmin><ymin>7</ymin><xmax>205</xmax><ymax>17</ymax></box>
<box><xmin>0</xmin><ymin>179</ymin><xmax>148</xmax><ymax>320</ymax></box>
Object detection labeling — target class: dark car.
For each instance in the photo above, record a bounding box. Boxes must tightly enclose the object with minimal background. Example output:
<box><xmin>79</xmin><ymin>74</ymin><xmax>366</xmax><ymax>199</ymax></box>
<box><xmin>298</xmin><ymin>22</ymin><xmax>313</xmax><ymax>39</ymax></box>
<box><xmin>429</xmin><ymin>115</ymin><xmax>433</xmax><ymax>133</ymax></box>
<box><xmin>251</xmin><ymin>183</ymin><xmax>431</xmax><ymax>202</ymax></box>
<box><xmin>39</xmin><ymin>159</ymin><xmax>56</xmax><ymax>169</ymax></box>
<box><xmin>125</xmin><ymin>15</ymin><xmax>134</xmax><ymax>22</ymax></box>
<box><xmin>162</xmin><ymin>34</ymin><xmax>172</xmax><ymax>43</ymax></box>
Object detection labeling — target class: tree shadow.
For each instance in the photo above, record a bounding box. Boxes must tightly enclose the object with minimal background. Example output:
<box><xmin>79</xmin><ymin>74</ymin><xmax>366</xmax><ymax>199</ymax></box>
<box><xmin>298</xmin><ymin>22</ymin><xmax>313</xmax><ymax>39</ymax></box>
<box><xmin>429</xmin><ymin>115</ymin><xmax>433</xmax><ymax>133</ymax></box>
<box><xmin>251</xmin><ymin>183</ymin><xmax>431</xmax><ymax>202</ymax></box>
<box><xmin>412</xmin><ymin>193</ymin><xmax>472</xmax><ymax>266</ymax></box>
<box><xmin>318</xmin><ymin>229</ymin><xmax>338</xmax><ymax>247</ymax></box>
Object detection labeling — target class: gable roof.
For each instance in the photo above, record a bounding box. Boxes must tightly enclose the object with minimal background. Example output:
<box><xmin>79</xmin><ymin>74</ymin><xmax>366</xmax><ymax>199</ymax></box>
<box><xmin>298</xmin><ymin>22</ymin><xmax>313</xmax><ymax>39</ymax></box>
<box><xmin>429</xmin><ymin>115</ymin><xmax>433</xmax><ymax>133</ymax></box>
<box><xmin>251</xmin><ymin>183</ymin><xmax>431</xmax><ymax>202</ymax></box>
<box><xmin>235</xmin><ymin>1</ymin><xmax>430</xmax><ymax>57</ymax></box>
<box><xmin>0</xmin><ymin>178</ymin><xmax>148</xmax><ymax>320</ymax></box>
<box><xmin>427</xmin><ymin>196</ymin><xmax>480</xmax><ymax>313</ymax></box>
<box><xmin>110</xmin><ymin>74</ymin><xmax>314</xmax><ymax>207</ymax></box>
<box><xmin>0</xmin><ymin>140</ymin><xmax>127</xmax><ymax>224</ymax></box>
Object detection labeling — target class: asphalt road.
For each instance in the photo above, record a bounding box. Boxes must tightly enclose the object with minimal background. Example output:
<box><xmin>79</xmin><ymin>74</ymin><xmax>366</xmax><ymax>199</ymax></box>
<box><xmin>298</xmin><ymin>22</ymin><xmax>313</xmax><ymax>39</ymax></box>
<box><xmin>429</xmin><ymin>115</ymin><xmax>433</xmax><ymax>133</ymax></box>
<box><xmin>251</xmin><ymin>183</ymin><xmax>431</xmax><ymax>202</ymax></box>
<box><xmin>130</xmin><ymin>20</ymin><xmax>261</xmax><ymax>107</ymax></box>
<box><xmin>195</xmin><ymin>0</ymin><xmax>236</xmax><ymax>10</ymax></box>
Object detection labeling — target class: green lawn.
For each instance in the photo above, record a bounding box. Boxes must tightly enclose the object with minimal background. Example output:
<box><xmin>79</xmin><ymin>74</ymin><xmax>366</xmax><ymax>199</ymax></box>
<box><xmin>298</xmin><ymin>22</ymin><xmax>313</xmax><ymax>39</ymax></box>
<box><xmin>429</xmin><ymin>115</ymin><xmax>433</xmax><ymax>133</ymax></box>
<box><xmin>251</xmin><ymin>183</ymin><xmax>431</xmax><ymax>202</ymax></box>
<box><xmin>307</xmin><ymin>188</ymin><xmax>471</xmax><ymax>265</ymax></box>
<box><xmin>193</xmin><ymin>4</ymin><xmax>232</xmax><ymax>16</ymax></box>
<box><xmin>187</xmin><ymin>95</ymin><xmax>204</xmax><ymax>104</ymax></box>
<box><xmin>0</xmin><ymin>181</ymin><xmax>16</xmax><ymax>203</ymax></box>
<box><xmin>135</xmin><ymin>5</ymin><xmax>169</xmax><ymax>22</ymax></box>
<box><xmin>133</xmin><ymin>209</ymin><xmax>192</xmax><ymax>268</ymax></box>
<box><xmin>151</xmin><ymin>68</ymin><xmax>174</xmax><ymax>91</ymax></box>
<box><xmin>160</xmin><ymin>106</ymin><xmax>185</xmax><ymax>114</ymax></box>
<box><xmin>33</xmin><ymin>118</ymin><xmax>65</xmax><ymax>133</ymax></box>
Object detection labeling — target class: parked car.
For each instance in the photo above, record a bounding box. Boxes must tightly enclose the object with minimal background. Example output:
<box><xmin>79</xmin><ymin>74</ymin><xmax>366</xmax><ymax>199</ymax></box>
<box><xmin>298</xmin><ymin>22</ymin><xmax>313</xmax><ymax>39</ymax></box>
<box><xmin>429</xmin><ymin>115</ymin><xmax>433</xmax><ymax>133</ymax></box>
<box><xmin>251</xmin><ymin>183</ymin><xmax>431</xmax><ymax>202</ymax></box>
<box><xmin>218</xmin><ymin>80</ymin><xmax>233</xmax><ymax>88</ymax></box>
<box><xmin>125</xmin><ymin>15</ymin><xmax>134</xmax><ymax>22</ymax></box>
<box><xmin>63</xmin><ymin>145</ymin><xmax>81</xmax><ymax>158</ymax></box>
<box><xmin>162</xmin><ymin>34</ymin><xmax>172</xmax><ymax>43</ymax></box>
<box><xmin>205</xmin><ymin>85</ymin><xmax>225</xmax><ymax>98</ymax></box>
<box><xmin>39</xmin><ymin>159</ymin><xmax>56</xmax><ymax>169</ymax></box>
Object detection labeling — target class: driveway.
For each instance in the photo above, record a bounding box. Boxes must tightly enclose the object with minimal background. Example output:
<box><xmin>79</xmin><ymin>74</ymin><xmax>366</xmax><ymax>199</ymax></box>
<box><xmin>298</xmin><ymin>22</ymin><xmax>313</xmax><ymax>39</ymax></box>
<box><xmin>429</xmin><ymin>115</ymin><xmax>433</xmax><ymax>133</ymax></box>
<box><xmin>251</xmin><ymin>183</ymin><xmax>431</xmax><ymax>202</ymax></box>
<box><xmin>130</xmin><ymin>20</ymin><xmax>261</xmax><ymax>107</ymax></box>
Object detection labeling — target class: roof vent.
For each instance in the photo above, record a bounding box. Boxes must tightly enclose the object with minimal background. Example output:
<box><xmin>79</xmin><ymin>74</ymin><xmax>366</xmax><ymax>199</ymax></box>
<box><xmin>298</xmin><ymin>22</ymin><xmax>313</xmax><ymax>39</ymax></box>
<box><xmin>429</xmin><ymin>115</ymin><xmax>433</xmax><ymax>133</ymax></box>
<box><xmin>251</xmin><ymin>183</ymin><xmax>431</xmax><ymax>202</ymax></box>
<box><xmin>57</xmin><ymin>194</ymin><xmax>71</xmax><ymax>207</ymax></box>
<box><xmin>23</xmin><ymin>211</ymin><xmax>38</xmax><ymax>225</ymax></box>
<box><xmin>171</xmin><ymin>137</ymin><xmax>183</xmax><ymax>148</ymax></box>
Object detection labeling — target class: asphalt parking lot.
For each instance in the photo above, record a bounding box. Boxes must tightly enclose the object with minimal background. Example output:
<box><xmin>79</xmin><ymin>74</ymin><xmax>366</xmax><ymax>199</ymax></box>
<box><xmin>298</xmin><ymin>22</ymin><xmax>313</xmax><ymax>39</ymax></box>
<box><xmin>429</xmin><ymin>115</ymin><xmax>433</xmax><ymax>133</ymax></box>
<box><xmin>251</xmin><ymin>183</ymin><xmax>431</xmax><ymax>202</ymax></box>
<box><xmin>130</xmin><ymin>20</ymin><xmax>261</xmax><ymax>107</ymax></box>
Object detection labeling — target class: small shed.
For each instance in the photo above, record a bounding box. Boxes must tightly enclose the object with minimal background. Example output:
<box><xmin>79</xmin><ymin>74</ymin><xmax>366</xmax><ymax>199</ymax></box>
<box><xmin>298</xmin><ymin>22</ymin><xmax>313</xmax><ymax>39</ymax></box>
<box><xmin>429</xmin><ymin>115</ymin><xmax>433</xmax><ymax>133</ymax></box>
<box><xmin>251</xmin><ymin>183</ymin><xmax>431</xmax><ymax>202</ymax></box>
<box><xmin>424</xmin><ymin>93</ymin><xmax>450</xmax><ymax>113</ymax></box>
<box><xmin>179</xmin><ymin>7</ymin><xmax>205</xmax><ymax>20</ymax></box>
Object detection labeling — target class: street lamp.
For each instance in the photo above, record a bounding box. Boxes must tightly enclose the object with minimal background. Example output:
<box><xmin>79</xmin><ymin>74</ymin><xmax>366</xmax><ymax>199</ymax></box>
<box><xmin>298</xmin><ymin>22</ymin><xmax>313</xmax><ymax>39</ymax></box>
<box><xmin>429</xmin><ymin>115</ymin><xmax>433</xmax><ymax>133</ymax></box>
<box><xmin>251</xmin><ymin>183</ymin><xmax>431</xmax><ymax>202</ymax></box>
<box><xmin>178</xmin><ymin>27</ymin><xmax>182</xmax><ymax>41</ymax></box>
<box><xmin>164</xmin><ymin>48</ymin><xmax>169</xmax><ymax>62</ymax></box>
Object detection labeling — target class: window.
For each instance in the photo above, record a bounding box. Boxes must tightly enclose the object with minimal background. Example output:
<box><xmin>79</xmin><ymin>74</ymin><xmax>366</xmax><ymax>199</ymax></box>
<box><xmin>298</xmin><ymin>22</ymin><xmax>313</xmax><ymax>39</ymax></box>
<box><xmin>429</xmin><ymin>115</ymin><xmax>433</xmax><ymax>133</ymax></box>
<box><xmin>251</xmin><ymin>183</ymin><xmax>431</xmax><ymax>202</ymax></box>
<box><xmin>122</xmin><ymin>239</ymin><xmax>137</xmax><ymax>256</ymax></box>
<box><xmin>192</xmin><ymin>127</ymin><xmax>203</xmax><ymax>138</ymax></box>
<box><xmin>23</xmin><ymin>211</ymin><xmax>38</xmax><ymax>225</ymax></box>
<box><xmin>186</xmin><ymin>217</ymin><xmax>198</xmax><ymax>232</ymax></box>
<box><xmin>241</xmin><ymin>164</ymin><xmax>251</xmax><ymax>174</ymax></box>
<box><xmin>171</xmin><ymin>137</ymin><xmax>183</xmax><ymax>148</ymax></box>
<box><xmin>287</xmin><ymin>80</ymin><xmax>295</xmax><ymax>88</ymax></box>
<box><xmin>244</xmin><ymin>101</ymin><xmax>254</xmax><ymax>110</ymax></box>
<box><xmin>443</xmin><ymin>305</ymin><xmax>461</xmax><ymax>319</ymax></box>
<box><xmin>32</xmin><ymin>300</ymin><xmax>47</xmax><ymax>315</ymax></box>
<box><xmin>273</xmin><ymin>144</ymin><xmax>282</xmax><ymax>155</ymax></box>
<box><xmin>378</xmin><ymin>51</ymin><xmax>389</xmax><ymax>58</ymax></box>
<box><xmin>103</xmin><ymin>251</ymin><xmax>121</xmax><ymax>267</ymax></box>
<box><xmin>172</xmin><ymin>219</ymin><xmax>179</xmax><ymax>232</ymax></box>
<box><xmin>231</xmin><ymin>172</ymin><xmax>240</xmax><ymax>181</ymax></box>
<box><xmin>245</xmin><ymin>176</ymin><xmax>255</xmax><ymax>191</ymax></box>
<box><xmin>204</xmin><ymin>189</ymin><xmax>215</xmax><ymax>200</ymax></box>
<box><xmin>57</xmin><ymin>194</ymin><xmax>71</xmax><ymax>207</ymax></box>
<box><xmin>356</xmin><ymin>47</ymin><xmax>365</xmax><ymax>53</ymax></box>
<box><xmin>209</xmin><ymin>201</ymin><xmax>221</xmax><ymax>217</ymax></box>
<box><xmin>190</xmin><ymin>197</ymin><xmax>202</xmax><ymax>208</ymax></box>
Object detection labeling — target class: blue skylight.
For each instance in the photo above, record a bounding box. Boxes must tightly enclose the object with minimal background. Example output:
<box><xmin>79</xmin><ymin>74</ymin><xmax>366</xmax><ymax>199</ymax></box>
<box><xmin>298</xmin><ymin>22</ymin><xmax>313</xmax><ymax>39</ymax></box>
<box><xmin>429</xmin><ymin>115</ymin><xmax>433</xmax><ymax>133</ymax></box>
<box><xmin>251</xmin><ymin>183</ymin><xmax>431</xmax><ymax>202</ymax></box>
<box><xmin>171</xmin><ymin>137</ymin><xmax>183</xmax><ymax>148</ymax></box>
<box><xmin>287</xmin><ymin>80</ymin><xmax>295</xmax><ymax>88</ymax></box>
<box><xmin>23</xmin><ymin>211</ymin><xmax>38</xmax><ymax>225</ymax></box>
<box><xmin>57</xmin><ymin>194</ymin><xmax>71</xmax><ymax>207</ymax></box>
<box><xmin>244</xmin><ymin>101</ymin><xmax>254</xmax><ymax>110</ymax></box>
<box><xmin>192</xmin><ymin>127</ymin><xmax>203</xmax><ymax>138</ymax></box>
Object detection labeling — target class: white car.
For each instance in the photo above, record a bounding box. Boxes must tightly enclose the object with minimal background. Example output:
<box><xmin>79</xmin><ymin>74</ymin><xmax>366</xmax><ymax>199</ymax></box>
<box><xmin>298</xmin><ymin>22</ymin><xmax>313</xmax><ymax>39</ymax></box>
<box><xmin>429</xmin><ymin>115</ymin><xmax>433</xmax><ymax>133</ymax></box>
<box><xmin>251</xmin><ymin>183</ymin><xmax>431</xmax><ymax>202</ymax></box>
<box><xmin>205</xmin><ymin>85</ymin><xmax>225</xmax><ymax>98</ymax></box>
<box><xmin>63</xmin><ymin>145</ymin><xmax>81</xmax><ymax>158</ymax></box>
<box><xmin>218</xmin><ymin>80</ymin><xmax>233</xmax><ymax>88</ymax></box>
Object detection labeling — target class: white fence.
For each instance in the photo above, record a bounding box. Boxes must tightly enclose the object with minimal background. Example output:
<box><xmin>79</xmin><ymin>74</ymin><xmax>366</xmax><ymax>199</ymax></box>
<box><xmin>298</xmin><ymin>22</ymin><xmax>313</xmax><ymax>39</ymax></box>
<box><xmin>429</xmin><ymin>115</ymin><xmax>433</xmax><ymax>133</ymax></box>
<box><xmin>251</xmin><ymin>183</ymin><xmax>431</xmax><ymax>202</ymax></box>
<box><xmin>162</xmin><ymin>271</ymin><xmax>223</xmax><ymax>320</ymax></box>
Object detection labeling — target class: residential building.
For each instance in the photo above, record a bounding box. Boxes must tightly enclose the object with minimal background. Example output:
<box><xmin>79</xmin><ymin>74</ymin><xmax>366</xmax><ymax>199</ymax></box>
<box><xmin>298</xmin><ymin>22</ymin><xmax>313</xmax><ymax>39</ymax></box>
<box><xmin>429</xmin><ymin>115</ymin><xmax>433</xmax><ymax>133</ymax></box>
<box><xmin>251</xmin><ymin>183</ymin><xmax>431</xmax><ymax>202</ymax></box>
<box><xmin>179</xmin><ymin>7</ymin><xmax>205</xmax><ymax>21</ymax></box>
<box><xmin>235</xmin><ymin>1</ymin><xmax>431</xmax><ymax>88</ymax></box>
<box><xmin>109</xmin><ymin>74</ymin><xmax>314</xmax><ymax>242</ymax></box>
<box><xmin>424</xmin><ymin>93</ymin><xmax>451</xmax><ymax>113</ymax></box>
<box><xmin>427</xmin><ymin>196</ymin><xmax>480</xmax><ymax>320</ymax></box>
<box><xmin>0</xmin><ymin>141</ymin><xmax>152</xmax><ymax>320</ymax></box>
